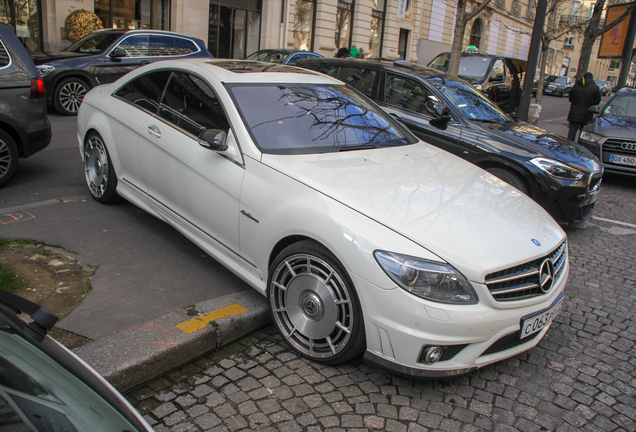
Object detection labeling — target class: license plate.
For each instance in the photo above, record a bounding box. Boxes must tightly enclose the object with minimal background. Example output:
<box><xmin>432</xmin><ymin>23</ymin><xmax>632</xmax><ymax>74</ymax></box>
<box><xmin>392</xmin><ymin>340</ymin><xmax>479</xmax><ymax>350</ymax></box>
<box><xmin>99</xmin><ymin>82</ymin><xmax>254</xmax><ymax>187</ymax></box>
<box><xmin>609</xmin><ymin>154</ymin><xmax>636</xmax><ymax>166</ymax></box>
<box><xmin>519</xmin><ymin>294</ymin><xmax>564</xmax><ymax>339</ymax></box>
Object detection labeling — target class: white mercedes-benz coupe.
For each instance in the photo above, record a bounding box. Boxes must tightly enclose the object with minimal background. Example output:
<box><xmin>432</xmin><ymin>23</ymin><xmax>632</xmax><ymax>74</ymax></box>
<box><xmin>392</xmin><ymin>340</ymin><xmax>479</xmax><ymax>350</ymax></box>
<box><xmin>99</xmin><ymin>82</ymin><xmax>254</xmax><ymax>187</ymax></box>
<box><xmin>77</xmin><ymin>59</ymin><xmax>567</xmax><ymax>378</ymax></box>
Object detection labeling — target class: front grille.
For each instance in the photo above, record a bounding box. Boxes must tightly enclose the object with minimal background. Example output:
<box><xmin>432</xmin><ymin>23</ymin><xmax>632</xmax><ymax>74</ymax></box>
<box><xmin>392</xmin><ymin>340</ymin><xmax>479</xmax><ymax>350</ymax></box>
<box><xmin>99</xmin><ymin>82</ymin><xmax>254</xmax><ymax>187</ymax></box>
<box><xmin>603</xmin><ymin>139</ymin><xmax>636</xmax><ymax>157</ymax></box>
<box><xmin>480</xmin><ymin>330</ymin><xmax>540</xmax><ymax>357</ymax></box>
<box><xmin>485</xmin><ymin>240</ymin><xmax>567</xmax><ymax>301</ymax></box>
<box><xmin>418</xmin><ymin>344</ymin><xmax>468</xmax><ymax>363</ymax></box>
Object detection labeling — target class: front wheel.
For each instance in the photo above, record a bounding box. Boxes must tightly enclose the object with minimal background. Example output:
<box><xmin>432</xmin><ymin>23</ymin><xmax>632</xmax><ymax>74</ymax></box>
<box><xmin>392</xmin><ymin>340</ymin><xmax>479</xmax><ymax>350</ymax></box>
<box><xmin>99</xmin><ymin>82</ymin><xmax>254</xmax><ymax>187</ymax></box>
<box><xmin>83</xmin><ymin>132</ymin><xmax>119</xmax><ymax>203</ymax></box>
<box><xmin>54</xmin><ymin>77</ymin><xmax>89</xmax><ymax>116</ymax></box>
<box><xmin>0</xmin><ymin>130</ymin><xmax>19</xmax><ymax>187</ymax></box>
<box><xmin>268</xmin><ymin>240</ymin><xmax>366</xmax><ymax>364</ymax></box>
<box><xmin>486</xmin><ymin>167</ymin><xmax>528</xmax><ymax>195</ymax></box>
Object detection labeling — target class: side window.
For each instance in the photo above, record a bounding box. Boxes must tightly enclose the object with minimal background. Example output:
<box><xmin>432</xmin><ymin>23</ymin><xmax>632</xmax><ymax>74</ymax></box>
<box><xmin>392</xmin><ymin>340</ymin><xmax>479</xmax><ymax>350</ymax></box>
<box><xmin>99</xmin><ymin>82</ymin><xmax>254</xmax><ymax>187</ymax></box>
<box><xmin>338</xmin><ymin>67</ymin><xmax>377</xmax><ymax>98</ymax></box>
<box><xmin>158</xmin><ymin>71</ymin><xmax>230</xmax><ymax>137</ymax></box>
<box><xmin>116</xmin><ymin>35</ymin><xmax>150</xmax><ymax>57</ymax></box>
<box><xmin>286</xmin><ymin>54</ymin><xmax>300</xmax><ymax>65</ymax></box>
<box><xmin>319</xmin><ymin>66</ymin><xmax>338</xmax><ymax>77</ymax></box>
<box><xmin>150</xmin><ymin>36</ymin><xmax>198</xmax><ymax>57</ymax></box>
<box><xmin>385</xmin><ymin>74</ymin><xmax>437</xmax><ymax>116</ymax></box>
<box><xmin>113</xmin><ymin>70</ymin><xmax>172</xmax><ymax>113</ymax></box>
<box><xmin>490</xmin><ymin>59</ymin><xmax>505</xmax><ymax>82</ymax></box>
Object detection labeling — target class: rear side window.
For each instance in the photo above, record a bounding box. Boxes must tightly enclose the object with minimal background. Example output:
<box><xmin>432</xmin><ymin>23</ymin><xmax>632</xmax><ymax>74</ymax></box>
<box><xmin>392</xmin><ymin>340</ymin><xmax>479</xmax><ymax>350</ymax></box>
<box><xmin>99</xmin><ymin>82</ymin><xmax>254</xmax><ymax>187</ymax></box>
<box><xmin>318</xmin><ymin>65</ymin><xmax>338</xmax><ymax>77</ymax></box>
<box><xmin>158</xmin><ymin>71</ymin><xmax>230</xmax><ymax>137</ymax></box>
<box><xmin>0</xmin><ymin>39</ymin><xmax>9</xmax><ymax>68</ymax></box>
<box><xmin>113</xmin><ymin>70</ymin><xmax>172</xmax><ymax>113</ymax></box>
<box><xmin>116</xmin><ymin>35</ymin><xmax>150</xmax><ymax>57</ymax></box>
<box><xmin>150</xmin><ymin>36</ymin><xmax>198</xmax><ymax>56</ymax></box>
<box><xmin>338</xmin><ymin>67</ymin><xmax>377</xmax><ymax>98</ymax></box>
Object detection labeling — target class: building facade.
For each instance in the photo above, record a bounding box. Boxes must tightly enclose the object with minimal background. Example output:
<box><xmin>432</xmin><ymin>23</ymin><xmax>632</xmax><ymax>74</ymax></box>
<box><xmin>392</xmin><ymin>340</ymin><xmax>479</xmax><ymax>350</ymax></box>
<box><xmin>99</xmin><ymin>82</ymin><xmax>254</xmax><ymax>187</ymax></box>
<box><xmin>1</xmin><ymin>0</ymin><xmax>627</xmax><ymax>83</ymax></box>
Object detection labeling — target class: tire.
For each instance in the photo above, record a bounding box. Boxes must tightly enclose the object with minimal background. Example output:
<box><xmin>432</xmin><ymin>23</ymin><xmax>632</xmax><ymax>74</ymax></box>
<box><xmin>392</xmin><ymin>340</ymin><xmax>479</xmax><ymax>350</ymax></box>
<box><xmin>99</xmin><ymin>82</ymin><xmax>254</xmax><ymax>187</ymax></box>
<box><xmin>54</xmin><ymin>77</ymin><xmax>89</xmax><ymax>116</ymax></box>
<box><xmin>268</xmin><ymin>240</ymin><xmax>366</xmax><ymax>365</ymax></box>
<box><xmin>486</xmin><ymin>167</ymin><xmax>528</xmax><ymax>195</ymax></box>
<box><xmin>83</xmin><ymin>132</ymin><xmax>119</xmax><ymax>203</ymax></box>
<box><xmin>0</xmin><ymin>130</ymin><xmax>19</xmax><ymax>187</ymax></box>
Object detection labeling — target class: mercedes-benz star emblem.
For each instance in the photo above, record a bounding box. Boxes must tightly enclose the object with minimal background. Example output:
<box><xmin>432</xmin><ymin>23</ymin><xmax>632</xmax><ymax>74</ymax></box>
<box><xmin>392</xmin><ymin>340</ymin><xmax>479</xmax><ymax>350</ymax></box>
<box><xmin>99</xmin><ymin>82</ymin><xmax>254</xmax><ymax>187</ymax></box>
<box><xmin>532</xmin><ymin>239</ymin><xmax>541</xmax><ymax>246</ymax></box>
<box><xmin>539</xmin><ymin>259</ymin><xmax>555</xmax><ymax>293</ymax></box>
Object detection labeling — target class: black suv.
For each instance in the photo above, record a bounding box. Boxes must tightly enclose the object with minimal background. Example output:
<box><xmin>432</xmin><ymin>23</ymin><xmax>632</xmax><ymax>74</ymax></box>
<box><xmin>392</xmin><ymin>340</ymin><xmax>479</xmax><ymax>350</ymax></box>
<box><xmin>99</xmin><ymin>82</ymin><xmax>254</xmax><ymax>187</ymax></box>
<box><xmin>427</xmin><ymin>52</ymin><xmax>526</xmax><ymax>115</ymax></box>
<box><xmin>31</xmin><ymin>29</ymin><xmax>212</xmax><ymax>115</ymax></box>
<box><xmin>296</xmin><ymin>58</ymin><xmax>603</xmax><ymax>224</ymax></box>
<box><xmin>0</xmin><ymin>23</ymin><xmax>51</xmax><ymax>187</ymax></box>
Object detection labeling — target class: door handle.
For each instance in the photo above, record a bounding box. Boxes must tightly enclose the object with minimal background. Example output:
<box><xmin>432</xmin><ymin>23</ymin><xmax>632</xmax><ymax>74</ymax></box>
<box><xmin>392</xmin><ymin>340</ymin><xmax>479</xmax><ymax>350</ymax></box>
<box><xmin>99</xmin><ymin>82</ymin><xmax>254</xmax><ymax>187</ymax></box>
<box><xmin>140</xmin><ymin>60</ymin><xmax>150</xmax><ymax>65</ymax></box>
<box><xmin>147</xmin><ymin>125</ymin><xmax>161</xmax><ymax>138</ymax></box>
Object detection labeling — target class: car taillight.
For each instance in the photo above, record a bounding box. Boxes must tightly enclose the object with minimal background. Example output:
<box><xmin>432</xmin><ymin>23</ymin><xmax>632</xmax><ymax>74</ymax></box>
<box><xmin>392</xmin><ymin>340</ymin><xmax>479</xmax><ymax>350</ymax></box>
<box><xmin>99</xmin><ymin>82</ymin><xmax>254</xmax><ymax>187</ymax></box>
<box><xmin>30</xmin><ymin>77</ymin><xmax>46</xmax><ymax>99</ymax></box>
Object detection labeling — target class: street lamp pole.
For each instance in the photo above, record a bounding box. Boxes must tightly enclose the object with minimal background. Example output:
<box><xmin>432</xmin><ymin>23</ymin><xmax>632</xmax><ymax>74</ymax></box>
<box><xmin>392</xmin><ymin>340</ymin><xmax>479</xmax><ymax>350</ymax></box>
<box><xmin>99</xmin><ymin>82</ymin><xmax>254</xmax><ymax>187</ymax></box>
<box><xmin>518</xmin><ymin>0</ymin><xmax>548</xmax><ymax>122</ymax></box>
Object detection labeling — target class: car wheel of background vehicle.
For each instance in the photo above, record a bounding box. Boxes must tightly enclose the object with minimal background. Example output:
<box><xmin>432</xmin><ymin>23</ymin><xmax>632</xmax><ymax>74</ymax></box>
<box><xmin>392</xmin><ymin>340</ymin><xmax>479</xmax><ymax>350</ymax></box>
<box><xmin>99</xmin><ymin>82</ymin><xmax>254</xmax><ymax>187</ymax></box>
<box><xmin>0</xmin><ymin>130</ymin><xmax>19</xmax><ymax>187</ymax></box>
<box><xmin>54</xmin><ymin>77</ymin><xmax>89</xmax><ymax>116</ymax></box>
<box><xmin>83</xmin><ymin>132</ymin><xmax>119</xmax><ymax>203</ymax></box>
<box><xmin>268</xmin><ymin>240</ymin><xmax>366</xmax><ymax>365</ymax></box>
<box><xmin>486</xmin><ymin>168</ymin><xmax>528</xmax><ymax>195</ymax></box>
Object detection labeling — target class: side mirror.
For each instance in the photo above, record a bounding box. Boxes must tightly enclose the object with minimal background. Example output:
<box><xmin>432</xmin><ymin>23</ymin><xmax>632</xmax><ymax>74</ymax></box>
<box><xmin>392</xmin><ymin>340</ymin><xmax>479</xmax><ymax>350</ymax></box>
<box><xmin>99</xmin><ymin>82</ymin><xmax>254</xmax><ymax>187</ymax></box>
<box><xmin>489</xmin><ymin>73</ymin><xmax>504</xmax><ymax>82</ymax></box>
<box><xmin>109</xmin><ymin>47</ymin><xmax>127</xmax><ymax>58</ymax></box>
<box><xmin>198</xmin><ymin>129</ymin><xmax>228</xmax><ymax>151</ymax></box>
<box><xmin>588</xmin><ymin>105</ymin><xmax>601</xmax><ymax>114</ymax></box>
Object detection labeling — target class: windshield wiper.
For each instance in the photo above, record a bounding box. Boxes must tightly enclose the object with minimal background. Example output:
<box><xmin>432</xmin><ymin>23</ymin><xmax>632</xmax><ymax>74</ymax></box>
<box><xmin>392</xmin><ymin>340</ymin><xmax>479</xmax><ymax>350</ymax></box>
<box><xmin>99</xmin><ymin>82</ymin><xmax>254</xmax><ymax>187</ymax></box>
<box><xmin>339</xmin><ymin>144</ymin><xmax>379</xmax><ymax>152</ymax></box>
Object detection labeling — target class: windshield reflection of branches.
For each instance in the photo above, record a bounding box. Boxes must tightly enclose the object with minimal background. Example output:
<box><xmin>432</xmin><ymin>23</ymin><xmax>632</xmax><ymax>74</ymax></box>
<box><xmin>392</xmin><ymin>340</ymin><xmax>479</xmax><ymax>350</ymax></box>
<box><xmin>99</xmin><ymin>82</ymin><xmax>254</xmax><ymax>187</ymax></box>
<box><xmin>605</xmin><ymin>95</ymin><xmax>636</xmax><ymax>117</ymax></box>
<box><xmin>248</xmin><ymin>84</ymin><xmax>407</xmax><ymax>151</ymax></box>
<box><xmin>429</xmin><ymin>77</ymin><xmax>508</xmax><ymax>122</ymax></box>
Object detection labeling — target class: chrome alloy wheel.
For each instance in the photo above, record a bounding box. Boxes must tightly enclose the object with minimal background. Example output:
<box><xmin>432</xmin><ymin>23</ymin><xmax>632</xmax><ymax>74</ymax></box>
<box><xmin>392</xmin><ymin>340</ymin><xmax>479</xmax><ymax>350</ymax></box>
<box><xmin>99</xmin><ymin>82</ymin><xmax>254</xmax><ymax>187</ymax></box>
<box><xmin>59</xmin><ymin>80</ymin><xmax>87</xmax><ymax>114</ymax></box>
<box><xmin>84</xmin><ymin>135</ymin><xmax>109</xmax><ymax>198</ymax></box>
<box><xmin>0</xmin><ymin>139</ymin><xmax>10</xmax><ymax>178</ymax></box>
<box><xmin>270</xmin><ymin>253</ymin><xmax>355</xmax><ymax>360</ymax></box>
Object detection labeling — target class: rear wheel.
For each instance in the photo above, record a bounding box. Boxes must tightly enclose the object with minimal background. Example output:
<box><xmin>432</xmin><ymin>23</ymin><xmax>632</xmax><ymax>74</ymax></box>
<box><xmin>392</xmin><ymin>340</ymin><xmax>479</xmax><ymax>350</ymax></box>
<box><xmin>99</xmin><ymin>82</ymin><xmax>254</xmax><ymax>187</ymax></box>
<box><xmin>486</xmin><ymin>167</ymin><xmax>528</xmax><ymax>195</ymax></box>
<box><xmin>268</xmin><ymin>240</ymin><xmax>366</xmax><ymax>365</ymax></box>
<box><xmin>83</xmin><ymin>132</ymin><xmax>119</xmax><ymax>203</ymax></box>
<box><xmin>0</xmin><ymin>130</ymin><xmax>19</xmax><ymax>187</ymax></box>
<box><xmin>54</xmin><ymin>77</ymin><xmax>89</xmax><ymax>116</ymax></box>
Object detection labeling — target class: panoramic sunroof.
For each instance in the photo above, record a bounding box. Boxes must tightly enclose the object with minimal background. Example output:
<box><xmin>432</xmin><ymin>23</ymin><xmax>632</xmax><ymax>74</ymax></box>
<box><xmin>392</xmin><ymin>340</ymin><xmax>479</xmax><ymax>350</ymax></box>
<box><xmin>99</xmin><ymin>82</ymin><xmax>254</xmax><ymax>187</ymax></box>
<box><xmin>206</xmin><ymin>61</ymin><xmax>316</xmax><ymax>74</ymax></box>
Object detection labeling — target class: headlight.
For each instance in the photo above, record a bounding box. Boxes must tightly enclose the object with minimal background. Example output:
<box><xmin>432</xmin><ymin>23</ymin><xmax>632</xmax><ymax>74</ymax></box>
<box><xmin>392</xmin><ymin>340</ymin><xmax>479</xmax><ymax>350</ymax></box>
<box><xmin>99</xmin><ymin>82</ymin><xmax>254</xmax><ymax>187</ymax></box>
<box><xmin>374</xmin><ymin>251</ymin><xmax>478</xmax><ymax>304</ymax></box>
<box><xmin>530</xmin><ymin>157</ymin><xmax>585</xmax><ymax>181</ymax></box>
<box><xmin>36</xmin><ymin>65</ymin><xmax>55</xmax><ymax>77</ymax></box>
<box><xmin>579</xmin><ymin>131</ymin><xmax>602</xmax><ymax>143</ymax></box>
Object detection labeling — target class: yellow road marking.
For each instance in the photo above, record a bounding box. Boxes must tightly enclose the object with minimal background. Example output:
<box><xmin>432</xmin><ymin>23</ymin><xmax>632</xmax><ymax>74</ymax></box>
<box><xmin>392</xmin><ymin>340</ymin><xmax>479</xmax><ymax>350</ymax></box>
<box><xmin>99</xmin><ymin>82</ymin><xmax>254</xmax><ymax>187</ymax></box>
<box><xmin>177</xmin><ymin>304</ymin><xmax>248</xmax><ymax>334</ymax></box>
<box><xmin>1</xmin><ymin>211</ymin><xmax>35</xmax><ymax>225</ymax></box>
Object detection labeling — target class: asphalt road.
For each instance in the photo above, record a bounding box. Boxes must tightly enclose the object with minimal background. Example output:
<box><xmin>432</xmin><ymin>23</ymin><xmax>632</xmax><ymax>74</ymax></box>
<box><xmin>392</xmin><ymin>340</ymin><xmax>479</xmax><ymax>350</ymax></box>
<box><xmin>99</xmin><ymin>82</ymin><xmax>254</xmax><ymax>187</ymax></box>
<box><xmin>1</xmin><ymin>115</ymin><xmax>250</xmax><ymax>340</ymax></box>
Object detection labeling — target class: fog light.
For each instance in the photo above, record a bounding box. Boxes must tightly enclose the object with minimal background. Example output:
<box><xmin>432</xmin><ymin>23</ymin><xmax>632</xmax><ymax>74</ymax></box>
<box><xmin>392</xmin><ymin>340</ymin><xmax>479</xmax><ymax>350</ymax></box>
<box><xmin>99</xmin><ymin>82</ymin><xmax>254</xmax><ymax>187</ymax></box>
<box><xmin>423</xmin><ymin>346</ymin><xmax>443</xmax><ymax>363</ymax></box>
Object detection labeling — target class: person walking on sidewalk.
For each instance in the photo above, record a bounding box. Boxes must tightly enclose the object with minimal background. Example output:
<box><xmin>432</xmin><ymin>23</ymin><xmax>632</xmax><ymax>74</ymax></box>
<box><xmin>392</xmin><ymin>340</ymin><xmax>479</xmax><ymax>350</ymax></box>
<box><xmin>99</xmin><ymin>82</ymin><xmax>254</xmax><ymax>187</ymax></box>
<box><xmin>567</xmin><ymin>71</ymin><xmax>601</xmax><ymax>142</ymax></box>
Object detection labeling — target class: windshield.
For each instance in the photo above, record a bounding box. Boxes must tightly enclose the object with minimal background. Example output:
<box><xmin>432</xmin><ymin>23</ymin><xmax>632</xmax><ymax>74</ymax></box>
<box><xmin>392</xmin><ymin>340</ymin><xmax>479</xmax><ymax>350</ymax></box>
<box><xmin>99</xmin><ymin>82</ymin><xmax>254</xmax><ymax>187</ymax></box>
<box><xmin>545</xmin><ymin>76</ymin><xmax>567</xmax><ymax>84</ymax></box>
<box><xmin>603</xmin><ymin>93</ymin><xmax>636</xmax><ymax>117</ymax></box>
<box><xmin>428</xmin><ymin>77</ymin><xmax>509</xmax><ymax>122</ymax></box>
<box><xmin>64</xmin><ymin>32</ymin><xmax>122</xmax><ymax>54</ymax></box>
<box><xmin>245</xmin><ymin>51</ymin><xmax>290</xmax><ymax>64</ymax></box>
<box><xmin>228</xmin><ymin>83</ymin><xmax>415</xmax><ymax>154</ymax></box>
<box><xmin>428</xmin><ymin>54</ymin><xmax>492</xmax><ymax>79</ymax></box>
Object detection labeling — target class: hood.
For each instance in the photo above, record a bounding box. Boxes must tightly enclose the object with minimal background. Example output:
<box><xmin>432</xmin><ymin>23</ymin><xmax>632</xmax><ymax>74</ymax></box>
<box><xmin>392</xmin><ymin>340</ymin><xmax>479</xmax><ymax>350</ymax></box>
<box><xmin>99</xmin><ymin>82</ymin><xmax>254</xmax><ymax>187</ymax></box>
<box><xmin>262</xmin><ymin>142</ymin><xmax>565</xmax><ymax>282</ymax></box>
<box><xmin>477</xmin><ymin>121</ymin><xmax>601</xmax><ymax>173</ymax></box>
<box><xmin>590</xmin><ymin>115</ymin><xmax>636</xmax><ymax>139</ymax></box>
<box><xmin>30</xmin><ymin>51</ymin><xmax>94</xmax><ymax>65</ymax></box>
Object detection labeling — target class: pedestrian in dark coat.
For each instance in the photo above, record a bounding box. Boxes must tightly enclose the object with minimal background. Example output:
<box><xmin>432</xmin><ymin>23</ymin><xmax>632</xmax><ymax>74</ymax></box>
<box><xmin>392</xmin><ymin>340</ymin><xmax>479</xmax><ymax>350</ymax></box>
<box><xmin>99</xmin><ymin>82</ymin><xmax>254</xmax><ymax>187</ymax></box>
<box><xmin>567</xmin><ymin>71</ymin><xmax>601</xmax><ymax>141</ymax></box>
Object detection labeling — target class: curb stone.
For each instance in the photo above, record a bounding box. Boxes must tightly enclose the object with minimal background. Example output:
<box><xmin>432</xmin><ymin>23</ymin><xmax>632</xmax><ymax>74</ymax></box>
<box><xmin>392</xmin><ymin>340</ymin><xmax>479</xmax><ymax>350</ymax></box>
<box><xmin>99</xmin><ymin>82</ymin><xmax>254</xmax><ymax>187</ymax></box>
<box><xmin>72</xmin><ymin>289</ymin><xmax>270</xmax><ymax>392</ymax></box>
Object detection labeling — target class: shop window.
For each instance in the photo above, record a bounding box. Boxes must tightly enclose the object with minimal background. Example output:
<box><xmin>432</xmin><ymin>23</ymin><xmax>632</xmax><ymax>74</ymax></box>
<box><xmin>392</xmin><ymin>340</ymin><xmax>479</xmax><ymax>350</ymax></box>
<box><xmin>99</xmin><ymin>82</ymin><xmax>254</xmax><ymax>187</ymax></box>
<box><xmin>1</xmin><ymin>0</ymin><xmax>42</xmax><ymax>52</ymax></box>
<box><xmin>293</xmin><ymin>0</ymin><xmax>315</xmax><ymax>51</ymax></box>
<box><xmin>469</xmin><ymin>19</ymin><xmax>482</xmax><ymax>49</ymax></box>
<box><xmin>370</xmin><ymin>0</ymin><xmax>385</xmax><ymax>58</ymax></box>
<box><xmin>335</xmin><ymin>0</ymin><xmax>353</xmax><ymax>50</ymax></box>
<box><xmin>94</xmin><ymin>0</ymin><xmax>170</xmax><ymax>30</ymax></box>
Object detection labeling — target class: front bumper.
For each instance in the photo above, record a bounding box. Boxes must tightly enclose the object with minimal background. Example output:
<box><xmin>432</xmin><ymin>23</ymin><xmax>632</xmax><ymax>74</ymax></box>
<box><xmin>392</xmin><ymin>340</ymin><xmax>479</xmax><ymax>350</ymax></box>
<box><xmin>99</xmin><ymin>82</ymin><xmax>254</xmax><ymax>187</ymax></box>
<box><xmin>352</xmin><ymin>257</ymin><xmax>568</xmax><ymax>377</ymax></box>
<box><xmin>579</xmin><ymin>137</ymin><xmax>636</xmax><ymax>177</ymax></box>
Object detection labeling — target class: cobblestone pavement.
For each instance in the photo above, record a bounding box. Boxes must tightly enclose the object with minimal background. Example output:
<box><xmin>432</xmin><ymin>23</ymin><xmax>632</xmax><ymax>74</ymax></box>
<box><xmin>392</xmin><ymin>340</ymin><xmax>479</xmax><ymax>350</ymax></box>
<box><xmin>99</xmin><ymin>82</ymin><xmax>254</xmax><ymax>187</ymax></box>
<box><xmin>127</xmin><ymin>179</ymin><xmax>636</xmax><ymax>432</ymax></box>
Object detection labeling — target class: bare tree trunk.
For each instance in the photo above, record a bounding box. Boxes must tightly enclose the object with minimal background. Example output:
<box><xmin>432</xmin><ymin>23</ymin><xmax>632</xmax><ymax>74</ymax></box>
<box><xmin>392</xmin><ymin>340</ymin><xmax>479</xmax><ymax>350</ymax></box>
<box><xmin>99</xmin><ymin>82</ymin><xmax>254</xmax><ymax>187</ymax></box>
<box><xmin>447</xmin><ymin>0</ymin><xmax>494</xmax><ymax>77</ymax></box>
<box><xmin>576</xmin><ymin>0</ymin><xmax>606</xmax><ymax>80</ymax></box>
<box><xmin>535</xmin><ymin>42</ymin><xmax>551</xmax><ymax>105</ymax></box>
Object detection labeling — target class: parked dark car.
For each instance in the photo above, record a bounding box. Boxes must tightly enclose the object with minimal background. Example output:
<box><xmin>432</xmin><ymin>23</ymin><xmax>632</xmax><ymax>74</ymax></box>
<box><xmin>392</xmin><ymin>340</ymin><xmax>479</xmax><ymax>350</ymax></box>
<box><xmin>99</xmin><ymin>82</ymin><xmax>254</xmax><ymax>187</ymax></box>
<box><xmin>245</xmin><ymin>49</ymin><xmax>323</xmax><ymax>65</ymax></box>
<box><xmin>427</xmin><ymin>52</ymin><xmax>527</xmax><ymax>115</ymax></box>
<box><xmin>297</xmin><ymin>58</ymin><xmax>603</xmax><ymax>224</ymax></box>
<box><xmin>579</xmin><ymin>87</ymin><xmax>636</xmax><ymax>177</ymax></box>
<box><xmin>594</xmin><ymin>79</ymin><xmax>612</xmax><ymax>96</ymax></box>
<box><xmin>30</xmin><ymin>29</ymin><xmax>211</xmax><ymax>115</ymax></box>
<box><xmin>0</xmin><ymin>22</ymin><xmax>51</xmax><ymax>187</ymax></box>
<box><xmin>543</xmin><ymin>75</ymin><xmax>575</xmax><ymax>97</ymax></box>
<box><xmin>0</xmin><ymin>291</ymin><xmax>154</xmax><ymax>431</ymax></box>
